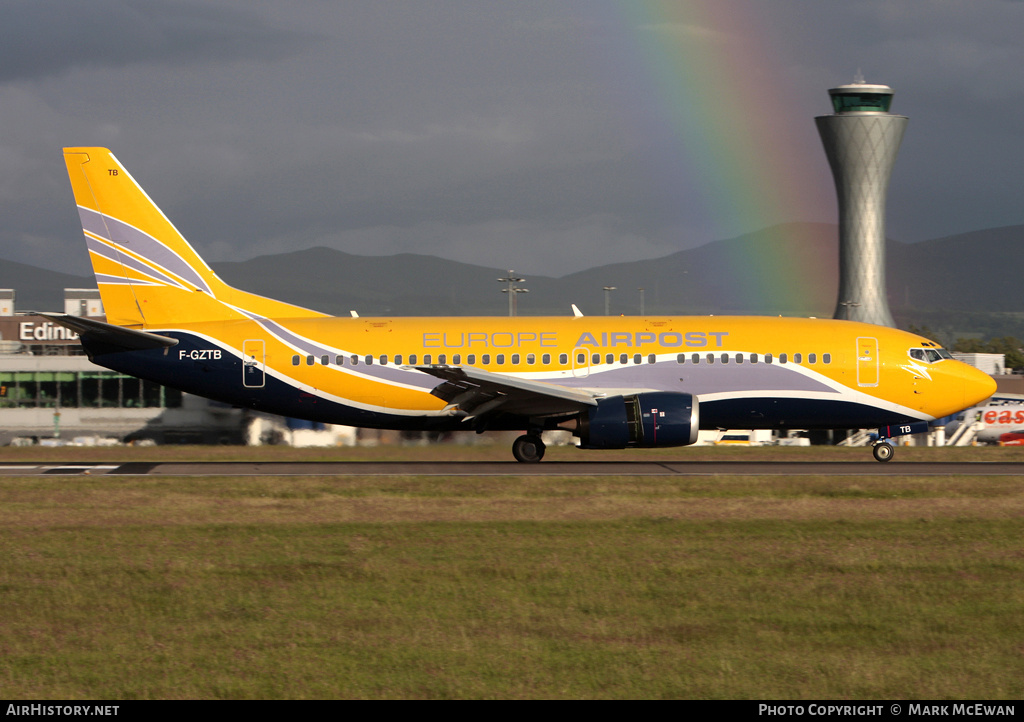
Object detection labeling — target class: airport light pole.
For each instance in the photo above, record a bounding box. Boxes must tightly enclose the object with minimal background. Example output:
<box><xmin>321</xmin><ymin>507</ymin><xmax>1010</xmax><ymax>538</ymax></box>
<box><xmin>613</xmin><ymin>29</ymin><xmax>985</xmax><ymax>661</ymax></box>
<box><xmin>603</xmin><ymin>286</ymin><xmax>616</xmax><ymax>316</ymax></box>
<box><xmin>498</xmin><ymin>271</ymin><xmax>528</xmax><ymax>317</ymax></box>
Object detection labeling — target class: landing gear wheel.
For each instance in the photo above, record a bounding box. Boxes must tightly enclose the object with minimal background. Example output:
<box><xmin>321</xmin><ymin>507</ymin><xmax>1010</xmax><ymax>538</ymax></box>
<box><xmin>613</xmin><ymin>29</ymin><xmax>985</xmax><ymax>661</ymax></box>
<box><xmin>512</xmin><ymin>434</ymin><xmax>546</xmax><ymax>463</ymax></box>
<box><xmin>872</xmin><ymin>441</ymin><xmax>894</xmax><ymax>463</ymax></box>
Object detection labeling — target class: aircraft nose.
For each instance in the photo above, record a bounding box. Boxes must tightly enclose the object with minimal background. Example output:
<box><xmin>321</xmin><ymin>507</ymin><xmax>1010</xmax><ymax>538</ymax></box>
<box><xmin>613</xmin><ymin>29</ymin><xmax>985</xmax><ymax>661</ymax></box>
<box><xmin>961</xmin><ymin>363</ymin><xmax>997</xmax><ymax>409</ymax></box>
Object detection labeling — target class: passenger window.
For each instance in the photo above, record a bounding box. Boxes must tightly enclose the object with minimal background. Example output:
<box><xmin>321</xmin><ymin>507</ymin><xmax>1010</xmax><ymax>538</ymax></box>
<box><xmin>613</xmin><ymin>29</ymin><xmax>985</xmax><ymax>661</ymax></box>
<box><xmin>527</xmin><ymin>354</ymin><xmax>536</xmax><ymax>365</ymax></box>
<box><xmin>706</xmin><ymin>353</ymin><xmax>715</xmax><ymax>364</ymax></box>
<box><xmin>576</xmin><ymin>352</ymin><xmax>585</xmax><ymax>364</ymax></box>
<box><xmin>823</xmin><ymin>353</ymin><xmax>831</xmax><ymax>364</ymax></box>
<box><xmin>438</xmin><ymin>354</ymin><xmax>446</xmax><ymax>364</ymax></box>
<box><xmin>735</xmin><ymin>353</ymin><xmax>743</xmax><ymax>364</ymax></box>
<box><xmin>634</xmin><ymin>354</ymin><xmax>642</xmax><ymax>365</ymax></box>
<box><xmin>606</xmin><ymin>353</ymin><xmax>614</xmax><ymax>365</ymax></box>
<box><xmin>779</xmin><ymin>353</ymin><xmax>788</xmax><ymax>364</ymax></box>
<box><xmin>394</xmin><ymin>354</ymin><xmax>403</xmax><ymax>365</ymax></box>
<box><xmin>292</xmin><ymin>355</ymin><xmax>300</xmax><ymax>366</ymax></box>
<box><xmin>496</xmin><ymin>354</ymin><xmax>505</xmax><ymax>365</ymax></box>
<box><xmin>691</xmin><ymin>353</ymin><xmax>700</xmax><ymax>364</ymax></box>
<box><xmin>306</xmin><ymin>355</ymin><xmax>315</xmax><ymax>366</ymax></box>
<box><xmin>808</xmin><ymin>353</ymin><xmax>816</xmax><ymax>364</ymax></box>
<box><xmin>750</xmin><ymin>354</ymin><xmax>758</xmax><ymax>364</ymax></box>
<box><xmin>794</xmin><ymin>353</ymin><xmax>802</xmax><ymax>364</ymax></box>
<box><xmin>350</xmin><ymin>354</ymin><xmax>359</xmax><ymax>365</ymax></box>
<box><xmin>648</xmin><ymin>354</ymin><xmax>656</xmax><ymax>364</ymax></box>
<box><xmin>365</xmin><ymin>355</ymin><xmax>373</xmax><ymax>365</ymax></box>
<box><xmin>422</xmin><ymin>354</ymin><xmax>431</xmax><ymax>365</ymax></box>
<box><xmin>511</xmin><ymin>353</ymin><xmax>520</xmax><ymax>365</ymax></box>
<box><xmin>408</xmin><ymin>354</ymin><xmax>417</xmax><ymax>364</ymax></box>
<box><xmin>380</xmin><ymin>355</ymin><xmax>388</xmax><ymax>365</ymax></box>
<box><xmin>765</xmin><ymin>354</ymin><xmax>773</xmax><ymax>364</ymax></box>
<box><xmin>559</xmin><ymin>353</ymin><xmax>568</xmax><ymax>364</ymax></box>
<box><xmin>482</xmin><ymin>354</ymin><xmax>490</xmax><ymax>364</ymax></box>
<box><xmin>592</xmin><ymin>353</ymin><xmax>601</xmax><ymax>365</ymax></box>
<box><xmin>542</xmin><ymin>354</ymin><xmax>551</xmax><ymax>364</ymax></box>
<box><xmin>721</xmin><ymin>353</ymin><xmax>729</xmax><ymax>364</ymax></box>
<box><xmin>452</xmin><ymin>354</ymin><xmax>461</xmax><ymax>365</ymax></box>
<box><xmin>466</xmin><ymin>354</ymin><xmax>475</xmax><ymax>365</ymax></box>
<box><xmin>335</xmin><ymin>355</ymin><xmax>343</xmax><ymax>365</ymax></box>
<box><xmin>620</xmin><ymin>353</ymin><xmax>628</xmax><ymax>365</ymax></box>
<box><xmin>321</xmin><ymin>355</ymin><xmax>329</xmax><ymax>365</ymax></box>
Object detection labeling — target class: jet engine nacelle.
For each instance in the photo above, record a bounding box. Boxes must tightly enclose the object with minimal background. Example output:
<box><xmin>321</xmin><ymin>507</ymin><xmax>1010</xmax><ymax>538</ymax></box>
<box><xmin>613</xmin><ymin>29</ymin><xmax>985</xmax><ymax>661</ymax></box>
<box><xmin>578</xmin><ymin>392</ymin><xmax>699</xmax><ymax>449</ymax></box>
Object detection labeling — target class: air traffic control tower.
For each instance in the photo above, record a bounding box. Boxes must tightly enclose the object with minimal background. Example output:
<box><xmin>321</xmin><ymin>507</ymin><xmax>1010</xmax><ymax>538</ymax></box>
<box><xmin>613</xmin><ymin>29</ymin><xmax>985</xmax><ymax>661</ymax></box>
<box><xmin>816</xmin><ymin>77</ymin><xmax>907</xmax><ymax>327</ymax></box>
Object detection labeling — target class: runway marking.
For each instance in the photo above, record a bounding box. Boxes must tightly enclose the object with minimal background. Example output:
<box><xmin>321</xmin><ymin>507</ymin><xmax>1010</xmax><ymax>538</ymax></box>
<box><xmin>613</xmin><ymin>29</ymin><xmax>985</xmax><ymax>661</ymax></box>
<box><xmin>40</xmin><ymin>465</ymin><xmax>120</xmax><ymax>475</ymax></box>
<box><xmin>0</xmin><ymin>465</ymin><xmax>120</xmax><ymax>475</ymax></box>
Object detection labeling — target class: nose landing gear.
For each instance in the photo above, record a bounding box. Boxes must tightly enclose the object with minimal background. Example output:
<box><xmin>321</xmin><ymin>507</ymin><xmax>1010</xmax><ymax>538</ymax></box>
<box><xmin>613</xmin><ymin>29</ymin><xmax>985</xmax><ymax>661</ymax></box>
<box><xmin>872</xmin><ymin>440</ymin><xmax>894</xmax><ymax>462</ymax></box>
<box><xmin>871</xmin><ymin>421</ymin><xmax>930</xmax><ymax>462</ymax></box>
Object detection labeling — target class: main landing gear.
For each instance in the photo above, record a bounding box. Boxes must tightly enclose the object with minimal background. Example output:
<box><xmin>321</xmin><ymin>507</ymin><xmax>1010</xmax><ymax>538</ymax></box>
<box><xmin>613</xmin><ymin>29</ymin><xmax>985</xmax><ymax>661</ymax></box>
<box><xmin>872</xmin><ymin>440</ymin><xmax>894</xmax><ymax>462</ymax></box>
<box><xmin>512</xmin><ymin>434</ymin><xmax>546</xmax><ymax>463</ymax></box>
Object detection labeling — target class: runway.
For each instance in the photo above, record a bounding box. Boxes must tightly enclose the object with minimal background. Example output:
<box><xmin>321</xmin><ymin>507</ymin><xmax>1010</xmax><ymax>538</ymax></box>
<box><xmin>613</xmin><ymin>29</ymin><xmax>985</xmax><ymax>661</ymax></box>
<box><xmin>1</xmin><ymin>461</ymin><xmax>1022</xmax><ymax>476</ymax></box>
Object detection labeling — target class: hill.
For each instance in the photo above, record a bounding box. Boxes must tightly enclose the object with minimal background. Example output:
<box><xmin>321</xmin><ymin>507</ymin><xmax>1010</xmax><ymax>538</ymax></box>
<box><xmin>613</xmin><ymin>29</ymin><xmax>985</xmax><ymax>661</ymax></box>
<box><xmin>4</xmin><ymin>222</ymin><xmax>1022</xmax><ymax>340</ymax></box>
<box><xmin>212</xmin><ymin>222</ymin><xmax>841</xmax><ymax>318</ymax></box>
<box><xmin>887</xmin><ymin>225</ymin><xmax>1024</xmax><ymax>313</ymax></box>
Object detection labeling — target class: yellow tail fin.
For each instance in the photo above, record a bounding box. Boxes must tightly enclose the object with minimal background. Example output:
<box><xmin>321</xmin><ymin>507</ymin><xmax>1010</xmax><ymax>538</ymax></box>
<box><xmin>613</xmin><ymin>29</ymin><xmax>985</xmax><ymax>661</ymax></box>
<box><xmin>63</xmin><ymin>147</ymin><xmax>325</xmax><ymax>328</ymax></box>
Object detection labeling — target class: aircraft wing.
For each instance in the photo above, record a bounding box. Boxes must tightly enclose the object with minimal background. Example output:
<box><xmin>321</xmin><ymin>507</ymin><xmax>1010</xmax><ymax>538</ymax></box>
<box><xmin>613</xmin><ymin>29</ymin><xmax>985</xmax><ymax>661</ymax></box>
<box><xmin>417</xmin><ymin>365</ymin><xmax>599</xmax><ymax>420</ymax></box>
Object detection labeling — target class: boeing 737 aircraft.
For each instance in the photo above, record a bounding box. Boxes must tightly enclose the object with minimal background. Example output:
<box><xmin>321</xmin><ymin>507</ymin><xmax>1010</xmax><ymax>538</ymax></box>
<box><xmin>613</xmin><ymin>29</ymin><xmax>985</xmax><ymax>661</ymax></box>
<box><xmin>51</xmin><ymin>147</ymin><xmax>995</xmax><ymax>462</ymax></box>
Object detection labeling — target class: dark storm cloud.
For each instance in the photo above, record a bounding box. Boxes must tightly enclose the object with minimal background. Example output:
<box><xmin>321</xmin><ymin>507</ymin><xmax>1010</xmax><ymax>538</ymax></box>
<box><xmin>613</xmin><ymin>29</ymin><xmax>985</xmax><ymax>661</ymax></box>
<box><xmin>0</xmin><ymin>0</ymin><xmax>313</xmax><ymax>82</ymax></box>
<box><xmin>2</xmin><ymin>1</ymin><xmax>1024</xmax><ymax>278</ymax></box>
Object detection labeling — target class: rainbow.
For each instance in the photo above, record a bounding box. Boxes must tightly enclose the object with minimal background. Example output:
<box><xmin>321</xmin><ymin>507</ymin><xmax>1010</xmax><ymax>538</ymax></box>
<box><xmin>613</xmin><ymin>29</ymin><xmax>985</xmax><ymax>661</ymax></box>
<box><xmin>601</xmin><ymin>1</ymin><xmax>837</xmax><ymax>313</ymax></box>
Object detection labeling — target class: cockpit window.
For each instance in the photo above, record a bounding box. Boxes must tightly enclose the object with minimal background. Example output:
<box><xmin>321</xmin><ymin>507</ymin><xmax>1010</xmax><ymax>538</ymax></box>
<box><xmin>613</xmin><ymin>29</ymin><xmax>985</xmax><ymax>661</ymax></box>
<box><xmin>910</xmin><ymin>347</ymin><xmax>950</xmax><ymax>363</ymax></box>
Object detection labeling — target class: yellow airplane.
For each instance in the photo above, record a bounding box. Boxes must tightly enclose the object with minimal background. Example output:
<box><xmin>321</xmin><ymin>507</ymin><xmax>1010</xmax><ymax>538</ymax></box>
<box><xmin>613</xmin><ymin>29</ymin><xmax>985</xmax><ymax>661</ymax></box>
<box><xmin>52</xmin><ymin>147</ymin><xmax>995</xmax><ymax>462</ymax></box>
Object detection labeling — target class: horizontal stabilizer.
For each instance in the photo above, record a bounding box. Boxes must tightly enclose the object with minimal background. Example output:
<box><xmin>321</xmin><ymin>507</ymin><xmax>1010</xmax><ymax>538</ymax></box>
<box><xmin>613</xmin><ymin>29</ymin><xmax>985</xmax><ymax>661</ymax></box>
<box><xmin>33</xmin><ymin>313</ymin><xmax>178</xmax><ymax>351</ymax></box>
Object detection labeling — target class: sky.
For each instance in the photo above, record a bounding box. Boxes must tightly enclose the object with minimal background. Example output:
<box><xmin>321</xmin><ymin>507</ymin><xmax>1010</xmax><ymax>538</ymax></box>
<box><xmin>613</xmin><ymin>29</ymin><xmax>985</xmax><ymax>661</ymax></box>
<box><xmin>2</xmin><ymin>0</ymin><xmax>1023</xmax><ymax>277</ymax></box>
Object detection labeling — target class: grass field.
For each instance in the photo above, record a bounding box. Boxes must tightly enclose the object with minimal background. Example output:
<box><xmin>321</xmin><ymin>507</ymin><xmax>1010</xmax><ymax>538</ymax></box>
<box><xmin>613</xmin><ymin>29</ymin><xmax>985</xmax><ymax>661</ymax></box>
<box><xmin>0</xmin><ymin>445</ymin><xmax>1021</xmax><ymax>699</ymax></box>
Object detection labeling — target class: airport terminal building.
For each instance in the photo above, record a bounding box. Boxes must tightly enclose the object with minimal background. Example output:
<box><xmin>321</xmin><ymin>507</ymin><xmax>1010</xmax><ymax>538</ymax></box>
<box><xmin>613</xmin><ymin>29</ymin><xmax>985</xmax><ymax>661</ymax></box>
<box><xmin>0</xmin><ymin>289</ymin><xmax>244</xmax><ymax>445</ymax></box>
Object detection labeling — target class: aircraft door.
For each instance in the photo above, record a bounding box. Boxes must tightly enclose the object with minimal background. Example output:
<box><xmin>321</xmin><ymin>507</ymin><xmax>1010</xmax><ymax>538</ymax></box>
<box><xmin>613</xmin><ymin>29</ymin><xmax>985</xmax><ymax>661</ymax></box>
<box><xmin>243</xmin><ymin>339</ymin><xmax>266</xmax><ymax>388</ymax></box>
<box><xmin>856</xmin><ymin>337</ymin><xmax>879</xmax><ymax>387</ymax></box>
<box><xmin>572</xmin><ymin>347</ymin><xmax>591</xmax><ymax>378</ymax></box>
